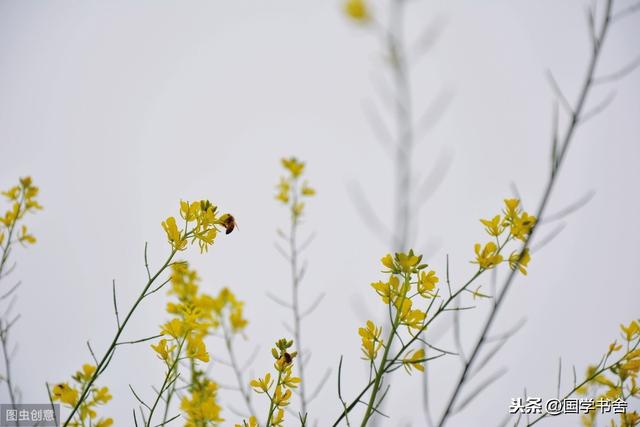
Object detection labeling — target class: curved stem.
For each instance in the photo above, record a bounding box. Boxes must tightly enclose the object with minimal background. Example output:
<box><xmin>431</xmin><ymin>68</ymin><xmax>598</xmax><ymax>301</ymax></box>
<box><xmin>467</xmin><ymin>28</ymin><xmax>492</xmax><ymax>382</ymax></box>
<box><xmin>221</xmin><ymin>315</ymin><xmax>257</xmax><ymax>419</ymax></box>
<box><xmin>147</xmin><ymin>335</ymin><xmax>187</xmax><ymax>427</ymax></box>
<box><xmin>63</xmin><ymin>247</ymin><xmax>178</xmax><ymax>426</ymax></box>
<box><xmin>436</xmin><ymin>3</ymin><xmax>615</xmax><ymax>426</ymax></box>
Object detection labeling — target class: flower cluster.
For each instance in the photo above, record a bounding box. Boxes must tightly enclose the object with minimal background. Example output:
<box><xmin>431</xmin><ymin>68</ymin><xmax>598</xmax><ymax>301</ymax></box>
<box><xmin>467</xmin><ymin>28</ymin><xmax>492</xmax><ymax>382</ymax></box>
<box><xmin>242</xmin><ymin>339</ymin><xmax>301</xmax><ymax>427</ymax></box>
<box><xmin>361</xmin><ymin>250</ymin><xmax>438</xmax><ymax>374</ymax></box>
<box><xmin>51</xmin><ymin>364</ymin><xmax>113</xmax><ymax>427</ymax></box>
<box><xmin>0</xmin><ymin>176</ymin><xmax>42</xmax><ymax>249</ymax></box>
<box><xmin>578</xmin><ymin>320</ymin><xmax>640</xmax><ymax>427</ymax></box>
<box><xmin>152</xmin><ymin>262</ymin><xmax>249</xmax><ymax>425</ymax></box>
<box><xmin>181</xmin><ymin>368</ymin><xmax>224</xmax><ymax>427</ymax></box>
<box><xmin>275</xmin><ymin>157</ymin><xmax>315</xmax><ymax>222</ymax></box>
<box><xmin>161</xmin><ymin>200</ymin><xmax>235</xmax><ymax>253</ymax></box>
<box><xmin>474</xmin><ymin>199</ymin><xmax>535</xmax><ymax>274</ymax></box>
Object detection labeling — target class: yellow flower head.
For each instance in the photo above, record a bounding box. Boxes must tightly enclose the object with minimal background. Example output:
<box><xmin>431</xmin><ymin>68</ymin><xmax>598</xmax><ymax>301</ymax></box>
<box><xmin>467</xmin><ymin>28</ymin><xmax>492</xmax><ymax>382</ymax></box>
<box><xmin>52</xmin><ymin>383</ymin><xmax>79</xmax><ymax>406</ymax></box>
<box><xmin>74</xmin><ymin>364</ymin><xmax>97</xmax><ymax>383</ymax></box>
<box><xmin>480</xmin><ymin>215</ymin><xmax>504</xmax><ymax>237</ymax></box>
<box><xmin>359</xmin><ymin>320</ymin><xmax>383</xmax><ymax>360</ymax></box>
<box><xmin>151</xmin><ymin>339</ymin><xmax>175</xmax><ymax>362</ymax></box>
<box><xmin>301</xmin><ymin>181</ymin><xmax>316</xmax><ymax>196</ymax></box>
<box><xmin>281</xmin><ymin>157</ymin><xmax>305</xmax><ymax>178</ymax></box>
<box><xmin>161</xmin><ymin>216</ymin><xmax>187</xmax><ymax>251</ymax></box>
<box><xmin>473</xmin><ymin>242</ymin><xmax>503</xmax><ymax>269</ymax></box>
<box><xmin>381</xmin><ymin>253</ymin><xmax>395</xmax><ymax>270</ymax></box>
<box><xmin>250</xmin><ymin>372</ymin><xmax>273</xmax><ymax>393</ymax></box>
<box><xmin>508</xmin><ymin>249</ymin><xmax>531</xmax><ymax>275</ymax></box>
<box><xmin>402</xmin><ymin>348</ymin><xmax>426</xmax><ymax>374</ymax></box>
<box><xmin>344</xmin><ymin>0</ymin><xmax>370</xmax><ymax>22</ymax></box>
<box><xmin>92</xmin><ymin>387</ymin><xmax>112</xmax><ymax>404</ymax></box>
<box><xmin>161</xmin><ymin>318</ymin><xmax>187</xmax><ymax>339</ymax></box>
<box><xmin>186</xmin><ymin>334</ymin><xmax>210</xmax><ymax>363</ymax></box>
<box><xmin>621</xmin><ymin>320</ymin><xmax>640</xmax><ymax>342</ymax></box>
<box><xmin>418</xmin><ymin>270</ymin><xmax>439</xmax><ymax>298</ymax></box>
<box><xmin>397</xmin><ymin>250</ymin><xmax>421</xmax><ymax>273</ymax></box>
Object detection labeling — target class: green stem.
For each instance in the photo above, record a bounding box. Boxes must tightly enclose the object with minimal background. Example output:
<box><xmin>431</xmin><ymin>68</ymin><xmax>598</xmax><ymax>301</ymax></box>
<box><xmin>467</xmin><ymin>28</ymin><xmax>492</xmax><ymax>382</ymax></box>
<box><xmin>63</xmin><ymin>247</ymin><xmax>178</xmax><ymax>426</ymax></box>
<box><xmin>360</xmin><ymin>273</ymin><xmax>409</xmax><ymax>426</ymax></box>
<box><xmin>147</xmin><ymin>334</ymin><xmax>187</xmax><ymax>427</ymax></box>
<box><xmin>265</xmin><ymin>370</ymin><xmax>284</xmax><ymax>427</ymax></box>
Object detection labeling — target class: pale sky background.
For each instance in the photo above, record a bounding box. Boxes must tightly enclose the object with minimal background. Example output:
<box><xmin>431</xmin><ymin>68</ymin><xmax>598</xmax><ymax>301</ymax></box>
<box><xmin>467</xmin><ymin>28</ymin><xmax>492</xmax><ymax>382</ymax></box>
<box><xmin>1</xmin><ymin>0</ymin><xmax>639</xmax><ymax>426</ymax></box>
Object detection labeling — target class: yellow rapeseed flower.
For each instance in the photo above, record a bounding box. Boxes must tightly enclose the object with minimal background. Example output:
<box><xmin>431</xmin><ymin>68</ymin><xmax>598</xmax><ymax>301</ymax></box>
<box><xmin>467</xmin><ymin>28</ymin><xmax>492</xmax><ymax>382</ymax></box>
<box><xmin>473</xmin><ymin>242</ymin><xmax>503</xmax><ymax>269</ymax></box>
<box><xmin>359</xmin><ymin>320</ymin><xmax>383</xmax><ymax>360</ymax></box>
<box><xmin>344</xmin><ymin>0</ymin><xmax>370</xmax><ymax>22</ymax></box>
<box><xmin>402</xmin><ymin>348</ymin><xmax>426</xmax><ymax>374</ymax></box>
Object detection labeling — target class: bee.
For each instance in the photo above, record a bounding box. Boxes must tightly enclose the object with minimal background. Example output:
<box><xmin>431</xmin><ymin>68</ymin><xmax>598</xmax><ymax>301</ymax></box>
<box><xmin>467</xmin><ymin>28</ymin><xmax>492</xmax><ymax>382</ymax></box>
<box><xmin>221</xmin><ymin>214</ymin><xmax>236</xmax><ymax>235</ymax></box>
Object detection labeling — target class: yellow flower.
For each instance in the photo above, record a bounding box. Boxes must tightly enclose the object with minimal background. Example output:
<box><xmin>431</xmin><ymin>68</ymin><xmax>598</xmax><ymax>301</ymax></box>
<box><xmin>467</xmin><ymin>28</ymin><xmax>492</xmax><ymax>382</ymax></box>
<box><xmin>161</xmin><ymin>216</ymin><xmax>187</xmax><ymax>251</ymax></box>
<box><xmin>359</xmin><ymin>320</ymin><xmax>383</xmax><ymax>360</ymax></box>
<box><xmin>1</xmin><ymin>185</ymin><xmax>20</xmax><ymax>201</ymax></box>
<box><xmin>292</xmin><ymin>202</ymin><xmax>304</xmax><ymax>217</ymax></box>
<box><xmin>186</xmin><ymin>334</ymin><xmax>210</xmax><ymax>363</ymax></box>
<box><xmin>74</xmin><ymin>364</ymin><xmax>97</xmax><ymax>382</ymax></box>
<box><xmin>381</xmin><ymin>253</ymin><xmax>395</xmax><ymax>270</ymax></box>
<box><xmin>151</xmin><ymin>339</ymin><xmax>175</xmax><ymax>361</ymax></box>
<box><xmin>402</xmin><ymin>308</ymin><xmax>426</xmax><ymax>332</ymax></box>
<box><xmin>282</xmin><ymin>367</ymin><xmax>301</xmax><ymax>389</ymax></box>
<box><xmin>480</xmin><ymin>215</ymin><xmax>504</xmax><ymax>237</ymax></box>
<box><xmin>271</xmin><ymin>408</ymin><xmax>285</xmax><ymax>426</ymax></box>
<box><xmin>181</xmin><ymin>379</ymin><xmax>224</xmax><ymax>425</ymax></box>
<box><xmin>180</xmin><ymin>200</ymin><xmax>200</xmax><ymax>222</ymax></box>
<box><xmin>235</xmin><ymin>416</ymin><xmax>258</xmax><ymax>427</ymax></box>
<box><xmin>229</xmin><ymin>305</ymin><xmax>248</xmax><ymax>332</ymax></box>
<box><xmin>508</xmin><ymin>249</ymin><xmax>531</xmax><ymax>275</ymax></box>
<box><xmin>473</xmin><ymin>242</ymin><xmax>503</xmax><ymax>269</ymax></box>
<box><xmin>52</xmin><ymin>383</ymin><xmax>79</xmax><ymax>406</ymax></box>
<box><xmin>344</xmin><ymin>0</ymin><xmax>370</xmax><ymax>22</ymax></box>
<box><xmin>511</xmin><ymin>212</ymin><xmax>536</xmax><ymax>241</ymax></box>
<box><xmin>281</xmin><ymin>157</ymin><xmax>305</xmax><ymax>178</ymax></box>
<box><xmin>397</xmin><ymin>251</ymin><xmax>420</xmax><ymax>273</ymax></box>
<box><xmin>161</xmin><ymin>318</ymin><xmax>187</xmax><ymax>339</ymax></box>
<box><xmin>609</xmin><ymin>341</ymin><xmax>622</xmax><ymax>354</ymax></box>
<box><xmin>301</xmin><ymin>181</ymin><xmax>315</xmax><ymax>196</ymax></box>
<box><xmin>93</xmin><ymin>387</ymin><xmax>112</xmax><ymax>404</ymax></box>
<box><xmin>273</xmin><ymin>385</ymin><xmax>292</xmax><ymax>406</ymax></box>
<box><xmin>18</xmin><ymin>224</ymin><xmax>36</xmax><ymax>244</ymax></box>
<box><xmin>402</xmin><ymin>348</ymin><xmax>426</xmax><ymax>374</ymax></box>
<box><xmin>418</xmin><ymin>270</ymin><xmax>438</xmax><ymax>298</ymax></box>
<box><xmin>621</xmin><ymin>320</ymin><xmax>640</xmax><ymax>341</ymax></box>
<box><xmin>250</xmin><ymin>372</ymin><xmax>273</xmax><ymax>393</ymax></box>
<box><xmin>503</xmin><ymin>198</ymin><xmax>520</xmax><ymax>224</ymax></box>
<box><xmin>95</xmin><ymin>419</ymin><xmax>114</xmax><ymax>427</ymax></box>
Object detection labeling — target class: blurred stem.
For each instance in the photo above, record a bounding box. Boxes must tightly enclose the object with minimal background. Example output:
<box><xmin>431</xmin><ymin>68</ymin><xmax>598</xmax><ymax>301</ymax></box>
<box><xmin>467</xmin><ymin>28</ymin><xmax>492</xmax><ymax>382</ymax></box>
<box><xmin>0</xmin><ymin>320</ymin><xmax>18</xmax><ymax>420</ymax></box>
<box><xmin>221</xmin><ymin>313</ymin><xmax>257</xmax><ymax>419</ymax></box>
<box><xmin>388</xmin><ymin>0</ymin><xmax>413</xmax><ymax>253</ymax></box>
<box><xmin>436</xmin><ymin>2</ymin><xmax>615</xmax><ymax>426</ymax></box>
<box><xmin>289</xmin><ymin>179</ymin><xmax>308</xmax><ymax>417</ymax></box>
<box><xmin>0</xmin><ymin>190</ymin><xmax>26</xmax><ymax>419</ymax></box>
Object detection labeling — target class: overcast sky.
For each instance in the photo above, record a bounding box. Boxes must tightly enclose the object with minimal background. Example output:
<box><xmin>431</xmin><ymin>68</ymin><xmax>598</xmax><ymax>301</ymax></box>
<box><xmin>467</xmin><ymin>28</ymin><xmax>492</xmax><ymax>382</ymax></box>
<box><xmin>1</xmin><ymin>0</ymin><xmax>639</xmax><ymax>425</ymax></box>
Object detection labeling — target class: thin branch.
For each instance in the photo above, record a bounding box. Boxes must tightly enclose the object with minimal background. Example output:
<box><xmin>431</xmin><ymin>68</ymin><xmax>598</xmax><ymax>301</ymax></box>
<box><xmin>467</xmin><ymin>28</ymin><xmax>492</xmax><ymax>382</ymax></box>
<box><xmin>545</xmin><ymin>70</ymin><xmax>573</xmax><ymax>116</ymax></box>
<box><xmin>347</xmin><ymin>180</ymin><xmax>393</xmax><ymax>245</ymax></box>
<box><xmin>112</xmin><ymin>280</ymin><xmax>120</xmax><ymax>329</ymax></box>
<box><xmin>453</xmin><ymin>368</ymin><xmax>508</xmax><ymax>414</ymax></box>
<box><xmin>540</xmin><ymin>190</ymin><xmax>595</xmax><ymax>223</ymax></box>
<box><xmin>300</xmin><ymin>293</ymin><xmax>325</xmax><ymax>319</ymax></box>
